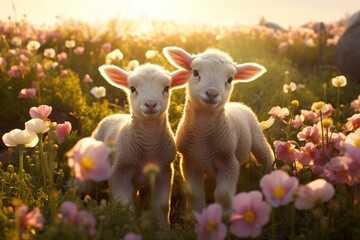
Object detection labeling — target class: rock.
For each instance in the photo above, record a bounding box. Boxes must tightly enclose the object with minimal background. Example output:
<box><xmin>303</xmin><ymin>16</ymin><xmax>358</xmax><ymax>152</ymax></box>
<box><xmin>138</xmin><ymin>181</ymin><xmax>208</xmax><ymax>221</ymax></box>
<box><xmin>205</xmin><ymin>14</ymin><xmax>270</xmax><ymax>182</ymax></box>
<box><xmin>335</xmin><ymin>10</ymin><xmax>360</xmax><ymax>81</ymax></box>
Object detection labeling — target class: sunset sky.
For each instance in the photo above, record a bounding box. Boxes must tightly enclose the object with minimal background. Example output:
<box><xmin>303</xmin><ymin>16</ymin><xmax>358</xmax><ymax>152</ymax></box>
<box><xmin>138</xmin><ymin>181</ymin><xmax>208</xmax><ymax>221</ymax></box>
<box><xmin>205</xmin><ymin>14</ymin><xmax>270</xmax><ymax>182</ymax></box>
<box><xmin>1</xmin><ymin>0</ymin><xmax>359</xmax><ymax>28</ymax></box>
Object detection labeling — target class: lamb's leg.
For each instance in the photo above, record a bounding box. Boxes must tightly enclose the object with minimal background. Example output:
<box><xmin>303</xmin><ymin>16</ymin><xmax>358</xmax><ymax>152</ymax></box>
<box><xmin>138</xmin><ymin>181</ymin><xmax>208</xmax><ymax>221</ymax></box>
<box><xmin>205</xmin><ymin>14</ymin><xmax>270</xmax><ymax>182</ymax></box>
<box><xmin>214</xmin><ymin>157</ymin><xmax>240</xmax><ymax>214</ymax></box>
<box><xmin>251</xmin><ymin>128</ymin><xmax>275</xmax><ymax>173</ymax></box>
<box><xmin>181</xmin><ymin>157</ymin><xmax>205</xmax><ymax>212</ymax></box>
<box><xmin>110</xmin><ymin>170</ymin><xmax>135</xmax><ymax>210</ymax></box>
<box><xmin>153</xmin><ymin>165</ymin><xmax>172</xmax><ymax>232</ymax></box>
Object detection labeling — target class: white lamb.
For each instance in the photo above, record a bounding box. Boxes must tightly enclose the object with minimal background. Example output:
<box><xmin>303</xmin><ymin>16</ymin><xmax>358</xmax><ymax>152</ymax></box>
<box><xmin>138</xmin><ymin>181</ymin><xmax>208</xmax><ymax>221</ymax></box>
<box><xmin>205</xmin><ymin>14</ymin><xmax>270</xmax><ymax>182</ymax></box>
<box><xmin>163</xmin><ymin>47</ymin><xmax>275</xmax><ymax>213</ymax></box>
<box><xmin>92</xmin><ymin>64</ymin><xmax>188</xmax><ymax>230</ymax></box>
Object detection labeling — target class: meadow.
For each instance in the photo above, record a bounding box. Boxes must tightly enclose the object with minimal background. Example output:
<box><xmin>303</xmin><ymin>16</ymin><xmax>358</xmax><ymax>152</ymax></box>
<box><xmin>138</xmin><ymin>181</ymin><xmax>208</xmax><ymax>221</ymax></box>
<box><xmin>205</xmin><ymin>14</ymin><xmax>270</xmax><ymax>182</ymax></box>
<box><xmin>1</xmin><ymin>16</ymin><xmax>360</xmax><ymax>240</ymax></box>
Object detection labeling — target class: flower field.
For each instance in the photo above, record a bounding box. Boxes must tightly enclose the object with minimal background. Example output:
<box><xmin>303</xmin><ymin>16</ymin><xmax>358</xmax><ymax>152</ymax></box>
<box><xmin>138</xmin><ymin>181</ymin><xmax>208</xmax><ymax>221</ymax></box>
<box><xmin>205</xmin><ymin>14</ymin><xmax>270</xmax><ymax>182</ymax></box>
<box><xmin>1</xmin><ymin>16</ymin><xmax>360</xmax><ymax>240</ymax></box>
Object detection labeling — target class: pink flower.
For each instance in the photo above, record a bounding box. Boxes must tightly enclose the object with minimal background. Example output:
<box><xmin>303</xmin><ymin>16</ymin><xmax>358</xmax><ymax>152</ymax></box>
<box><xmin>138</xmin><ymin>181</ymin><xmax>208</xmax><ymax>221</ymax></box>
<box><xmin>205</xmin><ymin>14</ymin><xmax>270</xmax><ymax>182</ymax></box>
<box><xmin>18</xmin><ymin>88</ymin><xmax>37</xmax><ymax>98</ymax></box>
<box><xmin>268</xmin><ymin>106</ymin><xmax>289</xmax><ymax>123</ymax></box>
<box><xmin>298</xmin><ymin>142</ymin><xmax>317</xmax><ymax>166</ymax></box>
<box><xmin>74</xmin><ymin>46</ymin><xmax>84</xmax><ymax>55</ymax></box>
<box><xmin>60</xmin><ymin>70</ymin><xmax>69</xmax><ymax>78</ymax></box>
<box><xmin>56</xmin><ymin>121</ymin><xmax>72</xmax><ymax>142</ymax></box>
<box><xmin>29</xmin><ymin>105</ymin><xmax>52</xmax><ymax>120</ymax></box>
<box><xmin>17</xmin><ymin>204</ymin><xmax>45</xmax><ymax>233</ymax></box>
<box><xmin>260</xmin><ymin>170</ymin><xmax>299</xmax><ymax>207</ymax></box>
<box><xmin>193</xmin><ymin>203</ymin><xmax>227</xmax><ymax>240</ymax></box>
<box><xmin>230</xmin><ymin>191</ymin><xmax>271</xmax><ymax>238</ymax></box>
<box><xmin>274</xmin><ymin>141</ymin><xmax>300</xmax><ymax>163</ymax></box>
<box><xmin>322</xmin><ymin>156</ymin><xmax>353</xmax><ymax>185</ymax></box>
<box><xmin>59</xmin><ymin>201</ymin><xmax>78</xmax><ymax>224</ymax></box>
<box><xmin>82</xmin><ymin>74</ymin><xmax>94</xmax><ymax>83</ymax></box>
<box><xmin>123</xmin><ymin>232</ymin><xmax>142</xmax><ymax>240</ymax></box>
<box><xmin>294</xmin><ymin>179</ymin><xmax>335</xmax><ymax>210</ymax></box>
<box><xmin>345</xmin><ymin>113</ymin><xmax>360</xmax><ymax>132</ymax></box>
<box><xmin>301</xmin><ymin>109</ymin><xmax>318</xmax><ymax>123</ymax></box>
<box><xmin>102</xmin><ymin>42</ymin><xmax>111</xmax><ymax>53</ymax></box>
<box><xmin>57</xmin><ymin>52</ymin><xmax>68</xmax><ymax>62</ymax></box>
<box><xmin>67</xmin><ymin>137</ymin><xmax>111</xmax><ymax>181</ymax></box>
<box><xmin>7</xmin><ymin>65</ymin><xmax>20</xmax><ymax>78</ymax></box>
<box><xmin>75</xmin><ymin>210</ymin><xmax>97</xmax><ymax>237</ymax></box>
<box><xmin>291</xmin><ymin>114</ymin><xmax>304</xmax><ymax>128</ymax></box>
<box><xmin>350</xmin><ymin>95</ymin><xmax>360</xmax><ymax>112</ymax></box>
<box><xmin>344</xmin><ymin>128</ymin><xmax>360</xmax><ymax>160</ymax></box>
<box><xmin>297</xmin><ymin>125</ymin><xmax>319</xmax><ymax>143</ymax></box>
<box><xmin>0</xmin><ymin>57</ymin><xmax>7</xmax><ymax>68</ymax></box>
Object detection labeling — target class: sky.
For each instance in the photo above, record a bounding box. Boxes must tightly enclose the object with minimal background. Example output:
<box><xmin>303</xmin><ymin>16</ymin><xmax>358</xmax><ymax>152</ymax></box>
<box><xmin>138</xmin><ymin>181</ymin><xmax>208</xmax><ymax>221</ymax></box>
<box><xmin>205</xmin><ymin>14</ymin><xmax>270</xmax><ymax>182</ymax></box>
<box><xmin>1</xmin><ymin>0</ymin><xmax>359</xmax><ymax>28</ymax></box>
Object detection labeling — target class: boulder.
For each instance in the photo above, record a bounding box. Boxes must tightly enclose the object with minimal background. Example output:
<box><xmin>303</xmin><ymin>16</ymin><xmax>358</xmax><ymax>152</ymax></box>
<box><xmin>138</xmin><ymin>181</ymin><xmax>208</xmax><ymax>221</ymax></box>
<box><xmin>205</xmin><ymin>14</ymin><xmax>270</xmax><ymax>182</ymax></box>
<box><xmin>335</xmin><ymin>10</ymin><xmax>360</xmax><ymax>81</ymax></box>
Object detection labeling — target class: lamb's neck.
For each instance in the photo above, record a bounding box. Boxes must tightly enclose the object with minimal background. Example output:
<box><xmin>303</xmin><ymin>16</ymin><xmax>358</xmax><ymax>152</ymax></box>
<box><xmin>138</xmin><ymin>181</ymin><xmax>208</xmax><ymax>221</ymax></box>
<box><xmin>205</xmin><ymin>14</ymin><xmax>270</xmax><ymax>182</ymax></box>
<box><xmin>132</xmin><ymin>114</ymin><xmax>168</xmax><ymax>135</ymax></box>
<box><xmin>185</xmin><ymin>100</ymin><xmax>225</xmax><ymax>127</ymax></box>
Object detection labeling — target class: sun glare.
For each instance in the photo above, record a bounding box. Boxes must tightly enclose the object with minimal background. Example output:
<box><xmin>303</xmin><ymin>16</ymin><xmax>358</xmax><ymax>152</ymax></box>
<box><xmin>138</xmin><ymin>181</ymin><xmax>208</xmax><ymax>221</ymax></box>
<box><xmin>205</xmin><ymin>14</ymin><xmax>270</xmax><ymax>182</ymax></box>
<box><xmin>126</xmin><ymin>0</ymin><xmax>173</xmax><ymax>21</ymax></box>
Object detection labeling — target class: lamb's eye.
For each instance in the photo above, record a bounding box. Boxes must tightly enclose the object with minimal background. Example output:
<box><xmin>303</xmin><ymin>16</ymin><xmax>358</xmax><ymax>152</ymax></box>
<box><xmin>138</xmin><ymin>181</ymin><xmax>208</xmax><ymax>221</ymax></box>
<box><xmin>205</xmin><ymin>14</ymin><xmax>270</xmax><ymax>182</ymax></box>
<box><xmin>227</xmin><ymin>77</ymin><xmax>233</xmax><ymax>84</ymax></box>
<box><xmin>129</xmin><ymin>86</ymin><xmax>137</xmax><ymax>93</ymax></box>
<box><xmin>163</xmin><ymin>86</ymin><xmax>170</xmax><ymax>93</ymax></box>
<box><xmin>193</xmin><ymin>69</ymin><xmax>199</xmax><ymax>77</ymax></box>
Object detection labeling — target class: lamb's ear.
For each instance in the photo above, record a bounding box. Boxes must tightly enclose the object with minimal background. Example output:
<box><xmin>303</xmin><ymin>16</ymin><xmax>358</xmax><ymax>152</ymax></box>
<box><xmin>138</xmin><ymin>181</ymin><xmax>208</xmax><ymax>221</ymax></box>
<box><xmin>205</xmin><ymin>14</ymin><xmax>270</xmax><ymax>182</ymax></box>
<box><xmin>234</xmin><ymin>63</ymin><xmax>267</xmax><ymax>83</ymax></box>
<box><xmin>98</xmin><ymin>65</ymin><xmax>129</xmax><ymax>90</ymax></box>
<box><xmin>162</xmin><ymin>46</ymin><xmax>193</xmax><ymax>71</ymax></box>
<box><xmin>170</xmin><ymin>70</ymin><xmax>190</xmax><ymax>89</ymax></box>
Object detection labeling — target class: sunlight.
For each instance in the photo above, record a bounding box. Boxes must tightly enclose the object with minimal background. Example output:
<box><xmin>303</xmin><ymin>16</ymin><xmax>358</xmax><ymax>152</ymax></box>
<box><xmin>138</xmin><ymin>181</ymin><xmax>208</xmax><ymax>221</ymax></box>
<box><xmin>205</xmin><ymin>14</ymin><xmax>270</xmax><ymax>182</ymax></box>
<box><xmin>126</xmin><ymin>0</ymin><xmax>173</xmax><ymax>21</ymax></box>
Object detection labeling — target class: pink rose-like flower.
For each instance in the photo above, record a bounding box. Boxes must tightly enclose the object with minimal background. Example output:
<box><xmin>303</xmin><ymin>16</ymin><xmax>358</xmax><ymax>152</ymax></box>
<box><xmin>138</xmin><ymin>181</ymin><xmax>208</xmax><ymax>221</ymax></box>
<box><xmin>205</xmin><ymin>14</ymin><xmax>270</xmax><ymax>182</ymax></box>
<box><xmin>60</xmin><ymin>70</ymin><xmax>69</xmax><ymax>78</ymax></box>
<box><xmin>74</xmin><ymin>46</ymin><xmax>84</xmax><ymax>55</ymax></box>
<box><xmin>67</xmin><ymin>137</ymin><xmax>111</xmax><ymax>181</ymax></box>
<box><xmin>297</xmin><ymin>125</ymin><xmax>320</xmax><ymax>143</ymax></box>
<box><xmin>344</xmin><ymin>128</ymin><xmax>360</xmax><ymax>160</ymax></box>
<box><xmin>59</xmin><ymin>201</ymin><xmax>78</xmax><ymax>224</ymax></box>
<box><xmin>301</xmin><ymin>109</ymin><xmax>318</xmax><ymax>123</ymax></box>
<box><xmin>18</xmin><ymin>88</ymin><xmax>37</xmax><ymax>99</ymax></box>
<box><xmin>345</xmin><ymin>113</ymin><xmax>360</xmax><ymax>132</ymax></box>
<box><xmin>56</xmin><ymin>121</ymin><xmax>72</xmax><ymax>142</ymax></box>
<box><xmin>75</xmin><ymin>210</ymin><xmax>97</xmax><ymax>237</ymax></box>
<box><xmin>268</xmin><ymin>106</ymin><xmax>289</xmax><ymax>123</ymax></box>
<box><xmin>17</xmin><ymin>204</ymin><xmax>45</xmax><ymax>233</ymax></box>
<box><xmin>295</xmin><ymin>179</ymin><xmax>335</xmax><ymax>210</ymax></box>
<box><xmin>57</xmin><ymin>52</ymin><xmax>68</xmax><ymax>62</ymax></box>
<box><xmin>8</xmin><ymin>65</ymin><xmax>20</xmax><ymax>78</ymax></box>
<box><xmin>29</xmin><ymin>105</ymin><xmax>52</xmax><ymax>120</ymax></box>
<box><xmin>193</xmin><ymin>203</ymin><xmax>227</xmax><ymax>240</ymax></box>
<box><xmin>260</xmin><ymin>170</ymin><xmax>299</xmax><ymax>207</ymax></box>
<box><xmin>123</xmin><ymin>232</ymin><xmax>142</xmax><ymax>240</ymax></box>
<box><xmin>298</xmin><ymin>142</ymin><xmax>317</xmax><ymax>166</ymax></box>
<box><xmin>350</xmin><ymin>95</ymin><xmax>360</xmax><ymax>112</ymax></box>
<box><xmin>291</xmin><ymin>114</ymin><xmax>304</xmax><ymax>128</ymax></box>
<box><xmin>230</xmin><ymin>191</ymin><xmax>271</xmax><ymax>238</ymax></box>
<box><xmin>274</xmin><ymin>140</ymin><xmax>300</xmax><ymax>163</ymax></box>
<box><xmin>82</xmin><ymin>74</ymin><xmax>94</xmax><ymax>83</ymax></box>
<box><xmin>102</xmin><ymin>42</ymin><xmax>111</xmax><ymax>53</ymax></box>
<box><xmin>322</xmin><ymin>156</ymin><xmax>353</xmax><ymax>185</ymax></box>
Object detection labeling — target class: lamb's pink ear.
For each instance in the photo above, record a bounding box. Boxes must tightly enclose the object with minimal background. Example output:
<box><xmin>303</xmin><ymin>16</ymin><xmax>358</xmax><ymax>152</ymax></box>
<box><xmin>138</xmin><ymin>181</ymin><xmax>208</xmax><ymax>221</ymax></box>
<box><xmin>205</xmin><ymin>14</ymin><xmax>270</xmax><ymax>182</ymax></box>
<box><xmin>234</xmin><ymin>63</ymin><xmax>267</xmax><ymax>83</ymax></box>
<box><xmin>98</xmin><ymin>65</ymin><xmax>129</xmax><ymax>90</ymax></box>
<box><xmin>162</xmin><ymin>46</ymin><xmax>193</xmax><ymax>71</ymax></box>
<box><xmin>170</xmin><ymin>70</ymin><xmax>190</xmax><ymax>89</ymax></box>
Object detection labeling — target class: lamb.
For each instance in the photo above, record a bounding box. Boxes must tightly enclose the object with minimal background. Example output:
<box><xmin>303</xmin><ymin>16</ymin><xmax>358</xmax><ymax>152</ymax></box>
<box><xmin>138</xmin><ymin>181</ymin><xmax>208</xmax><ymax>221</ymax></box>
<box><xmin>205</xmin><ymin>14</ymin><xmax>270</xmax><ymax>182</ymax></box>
<box><xmin>92</xmin><ymin>64</ymin><xmax>188</xmax><ymax>230</ymax></box>
<box><xmin>163</xmin><ymin>47</ymin><xmax>275</xmax><ymax>213</ymax></box>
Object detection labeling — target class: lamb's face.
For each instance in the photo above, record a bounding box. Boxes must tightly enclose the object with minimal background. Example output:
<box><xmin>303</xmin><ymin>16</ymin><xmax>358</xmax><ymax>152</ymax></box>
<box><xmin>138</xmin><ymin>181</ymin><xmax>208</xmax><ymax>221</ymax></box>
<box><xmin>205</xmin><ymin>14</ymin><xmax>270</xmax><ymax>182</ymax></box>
<box><xmin>187</xmin><ymin>54</ymin><xmax>236</xmax><ymax>110</ymax></box>
<box><xmin>128</xmin><ymin>68</ymin><xmax>172</xmax><ymax>119</ymax></box>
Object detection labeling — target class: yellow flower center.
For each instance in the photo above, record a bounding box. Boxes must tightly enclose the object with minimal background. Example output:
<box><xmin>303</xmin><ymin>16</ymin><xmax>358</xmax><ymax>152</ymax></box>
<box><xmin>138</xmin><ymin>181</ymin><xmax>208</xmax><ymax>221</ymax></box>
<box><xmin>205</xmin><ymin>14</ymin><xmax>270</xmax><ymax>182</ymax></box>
<box><xmin>80</xmin><ymin>157</ymin><xmax>94</xmax><ymax>170</ymax></box>
<box><xmin>244</xmin><ymin>210</ymin><xmax>255</xmax><ymax>223</ymax></box>
<box><xmin>205</xmin><ymin>220</ymin><xmax>217</xmax><ymax>233</ymax></box>
<box><xmin>354</xmin><ymin>138</ymin><xmax>360</xmax><ymax>148</ymax></box>
<box><xmin>273</xmin><ymin>186</ymin><xmax>286</xmax><ymax>199</ymax></box>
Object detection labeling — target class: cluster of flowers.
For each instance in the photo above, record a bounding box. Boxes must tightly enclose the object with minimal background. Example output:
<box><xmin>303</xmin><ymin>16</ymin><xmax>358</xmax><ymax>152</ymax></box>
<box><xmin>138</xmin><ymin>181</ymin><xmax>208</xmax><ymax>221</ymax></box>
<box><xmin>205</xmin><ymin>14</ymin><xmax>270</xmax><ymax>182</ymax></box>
<box><xmin>193</xmin><ymin>170</ymin><xmax>334</xmax><ymax>239</ymax></box>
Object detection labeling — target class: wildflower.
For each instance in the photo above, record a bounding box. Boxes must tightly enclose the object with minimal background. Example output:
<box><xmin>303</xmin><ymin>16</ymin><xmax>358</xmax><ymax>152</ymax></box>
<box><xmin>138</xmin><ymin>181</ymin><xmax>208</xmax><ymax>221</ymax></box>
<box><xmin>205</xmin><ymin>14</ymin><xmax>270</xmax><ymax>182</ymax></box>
<box><xmin>57</xmin><ymin>52</ymin><xmax>68</xmax><ymax>62</ymax></box>
<box><xmin>18</xmin><ymin>88</ymin><xmax>36</xmax><ymax>98</ymax></box>
<box><xmin>142</xmin><ymin>161</ymin><xmax>160</xmax><ymax>177</ymax></box>
<box><xmin>56</xmin><ymin>121</ymin><xmax>72</xmax><ymax>142</ymax></box>
<box><xmin>301</xmin><ymin>109</ymin><xmax>318</xmax><ymax>123</ymax></box>
<box><xmin>60</xmin><ymin>70</ymin><xmax>69</xmax><ymax>78</ymax></box>
<box><xmin>291</xmin><ymin>114</ymin><xmax>304</xmax><ymax>128</ymax></box>
<box><xmin>59</xmin><ymin>201</ymin><xmax>78</xmax><ymax>224</ymax></box>
<box><xmin>75</xmin><ymin>211</ymin><xmax>97</xmax><ymax>237</ymax></box>
<box><xmin>0</xmin><ymin>57</ymin><xmax>7</xmax><ymax>68</ymax></box>
<box><xmin>304</xmin><ymin>37</ymin><xmax>315</xmax><ymax>47</ymax></box>
<box><xmin>344</xmin><ymin>128</ymin><xmax>360</xmax><ymax>160</ymax></box>
<box><xmin>350</xmin><ymin>95</ymin><xmax>360</xmax><ymax>112</ymax></box>
<box><xmin>127</xmin><ymin>59</ymin><xmax>140</xmax><ymax>71</ymax></box>
<box><xmin>230</xmin><ymin>191</ymin><xmax>271</xmax><ymax>238</ymax></box>
<box><xmin>268</xmin><ymin>106</ymin><xmax>289</xmax><ymax>123</ymax></box>
<box><xmin>283</xmin><ymin>82</ymin><xmax>297</xmax><ymax>93</ymax></box>
<box><xmin>26</xmin><ymin>40</ymin><xmax>41</xmax><ymax>51</ymax></box>
<box><xmin>90</xmin><ymin>86</ymin><xmax>106</xmax><ymax>99</ymax></box>
<box><xmin>2</xmin><ymin>129</ymin><xmax>39</xmax><ymax>148</ymax></box>
<box><xmin>123</xmin><ymin>232</ymin><xmax>142</xmax><ymax>240</ymax></box>
<box><xmin>25</xmin><ymin>119</ymin><xmax>49</xmax><ymax>134</ymax></box>
<box><xmin>29</xmin><ymin>105</ymin><xmax>52</xmax><ymax>120</ymax></box>
<box><xmin>145</xmin><ymin>50</ymin><xmax>158</xmax><ymax>59</ymax></box>
<box><xmin>17</xmin><ymin>204</ymin><xmax>44</xmax><ymax>233</ymax></box>
<box><xmin>344</xmin><ymin>113</ymin><xmax>360</xmax><ymax>132</ymax></box>
<box><xmin>260</xmin><ymin>116</ymin><xmax>275</xmax><ymax>130</ymax></box>
<box><xmin>44</xmin><ymin>48</ymin><xmax>56</xmax><ymax>58</ymax></box>
<box><xmin>65</xmin><ymin>40</ymin><xmax>76</xmax><ymax>48</ymax></box>
<box><xmin>193</xmin><ymin>203</ymin><xmax>227</xmax><ymax>240</ymax></box>
<box><xmin>295</xmin><ymin>179</ymin><xmax>335</xmax><ymax>210</ymax></box>
<box><xmin>322</xmin><ymin>156</ymin><xmax>353</xmax><ymax>185</ymax></box>
<box><xmin>67</xmin><ymin>137</ymin><xmax>111</xmax><ymax>181</ymax></box>
<box><xmin>260</xmin><ymin>170</ymin><xmax>299</xmax><ymax>207</ymax></box>
<box><xmin>298</xmin><ymin>142</ymin><xmax>317</xmax><ymax>166</ymax></box>
<box><xmin>82</xmin><ymin>74</ymin><xmax>93</xmax><ymax>83</ymax></box>
<box><xmin>291</xmin><ymin>100</ymin><xmax>299</xmax><ymax>108</ymax></box>
<box><xmin>297</xmin><ymin>125</ymin><xmax>319</xmax><ymax>143</ymax></box>
<box><xmin>311</xmin><ymin>101</ymin><xmax>326</xmax><ymax>113</ymax></box>
<box><xmin>105</xmin><ymin>49</ymin><xmax>123</xmax><ymax>64</ymax></box>
<box><xmin>35</xmin><ymin>63</ymin><xmax>45</xmax><ymax>78</ymax></box>
<box><xmin>274</xmin><ymin>140</ymin><xmax>300</xmax><ymax>163</ymax></box>
<box><xmin>331</xmin><ymin>75</ymin><xmax>347</xmax><ymax>87</ymax></box>
<box><xmin>74</xmin><ymin>46</ymin><xmax>84</xmax><ymax>55</ymax></box>
<box><xmin>102</xmin><ymin>42</ymin><xmax>111</xmax><ymax>53</ymax></box>
<box><xmin>7</xmin><ymin>65</ymin><xmax>20</xmax><ymax>78</ymax></box>
<box><xmin>11</xmin><ymin>36</ymin><xmax>22</xmax><ymax>46</ymax></box>
<box><xmin>322</xmin><ymin>118</ymin><xmax>333</xmax><ymax>129</ymax></box>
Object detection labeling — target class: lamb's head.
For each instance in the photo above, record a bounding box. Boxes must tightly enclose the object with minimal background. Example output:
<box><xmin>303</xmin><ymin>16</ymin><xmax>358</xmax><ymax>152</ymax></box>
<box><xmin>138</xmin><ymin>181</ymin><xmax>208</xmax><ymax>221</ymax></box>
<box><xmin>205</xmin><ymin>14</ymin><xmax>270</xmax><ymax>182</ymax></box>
<box><xmin>163</xmin><ymin>47</ymin><xmax>266</xmax><ymax>110</ymax></box>
<box><xmin>99</xmin><ymin>64</ymin><xmax>188</xmax><ymax>119</ymax></box>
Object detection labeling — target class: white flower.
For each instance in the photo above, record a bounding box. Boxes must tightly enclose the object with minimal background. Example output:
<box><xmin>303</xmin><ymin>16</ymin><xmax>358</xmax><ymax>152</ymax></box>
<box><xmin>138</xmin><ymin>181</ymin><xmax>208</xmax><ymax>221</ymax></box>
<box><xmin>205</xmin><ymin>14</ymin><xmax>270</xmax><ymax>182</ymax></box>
<box><xmin>44</xmin><ymin>48</ymin><xmax>56</xmax><ymax>58</ymax></box>
<box><xmin>90</xmin><ymin>86</ymin><xmax>106</xmax><ymax>99</ymax></box>
<box><xmin>65</xmin><ymin>40</ymin><xmax>76</xmax><ymax>48</ymax></box>
<box><xmin>331</xmin><ymin>75</ymin><xmax>347</xmax><ymax>87</ymax></box>
<box><xmin>2</xmin><ymin>129</ymin><xmax>39</xmax><ymax>148</ymax></box>
<box><xmin>127</xmin><ymin>60</ymin><xmax>139</xmax><ymax>71</ymax></box>
<box><xmin>283</xmin><ymin>82</ymin><xmax>297</xmax><ymax>93</ymax></box>
<box><xmin>25</xmin><ymin>119</ymin><xmax>49</xmax><ymax>134</ymax></box>
<box><xmin>27</xmin><ymin>40</ymin><xmax>41</xmax><ymax>51</ymax></box>
<box><xmin>260</xmin><ymin>116</ymin><xmax>275</xmax><ymax>130</ymax></box>
<box><xmin>10</xmin><ymin>37</ymin><xmax>22</xmax><ymax>47</ymax></box>
<box><xmin>105</xmin><ymin>49</ymin><xmax>123</xmax><ymax>64</ymax></box>
<box><xmin>304</xmin><ymin>38</ymin><xmax>315</xmax><ymax>47</ymax></box>
<box><xmin>145</xmin><ymin>50</ymin><xmax>158</xmax><ymax>59</ymax></box>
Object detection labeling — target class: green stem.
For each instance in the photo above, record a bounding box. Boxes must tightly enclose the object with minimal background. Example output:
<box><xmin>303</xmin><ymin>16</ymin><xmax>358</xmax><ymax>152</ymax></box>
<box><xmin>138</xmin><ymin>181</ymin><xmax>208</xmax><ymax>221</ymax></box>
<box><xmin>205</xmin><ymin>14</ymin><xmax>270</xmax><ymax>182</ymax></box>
<box><xmin>18</xmin><ymin>144</ymin><xmax>24</xmax><ymax>199</ymax></box>
<box><xmin>319</xmin><ymin>111</ymin><xmax>326</xmax><ymax>162</ymax></box>
<box><xmin>37</xmin><ymin>133</ymin><xmax>47</xmax><ymax>189</ymax></box>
